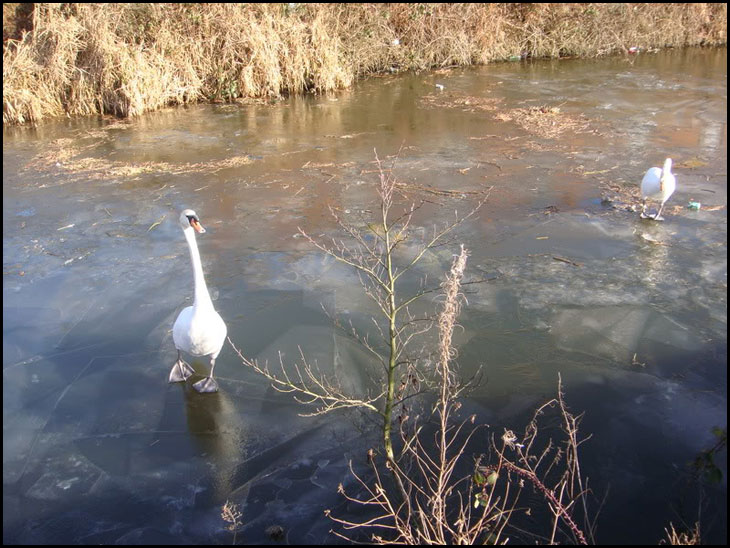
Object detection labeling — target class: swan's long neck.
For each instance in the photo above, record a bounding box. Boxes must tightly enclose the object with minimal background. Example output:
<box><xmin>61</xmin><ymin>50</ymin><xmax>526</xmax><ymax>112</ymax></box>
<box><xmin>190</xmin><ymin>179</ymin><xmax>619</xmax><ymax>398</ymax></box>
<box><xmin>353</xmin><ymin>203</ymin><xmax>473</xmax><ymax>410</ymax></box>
<box><xmin>184</xmin><ymin>227</ymin><xmax>214</xmax><ymax>310</ymax></box>
<box><xmin>662</xmin><ymin>158</ymin><xmax>672</xmax><ymax>175</ymax></box>
<box><xmin>660</xmin><ymin>159</ymin><xmax>673</xmax><ymax>191</ymax></box>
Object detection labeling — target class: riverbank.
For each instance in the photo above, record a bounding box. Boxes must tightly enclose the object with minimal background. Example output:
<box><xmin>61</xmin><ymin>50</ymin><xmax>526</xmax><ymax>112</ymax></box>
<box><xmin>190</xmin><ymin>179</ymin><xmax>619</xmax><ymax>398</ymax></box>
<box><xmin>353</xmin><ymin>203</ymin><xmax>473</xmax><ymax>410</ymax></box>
<box><xmin>3</xmin><ymin>3</ymin><xmax>727</xmax><ymax>125</ymax></box>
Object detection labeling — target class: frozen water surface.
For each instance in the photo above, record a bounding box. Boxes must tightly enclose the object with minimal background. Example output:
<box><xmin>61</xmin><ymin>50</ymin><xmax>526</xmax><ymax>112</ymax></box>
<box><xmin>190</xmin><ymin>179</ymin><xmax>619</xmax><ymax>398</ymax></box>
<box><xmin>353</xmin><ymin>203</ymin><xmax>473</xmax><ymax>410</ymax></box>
<box><xmin>4</xmin><ymin>48</ymin><xmax>727</xmax><ymax>544</ymax></box>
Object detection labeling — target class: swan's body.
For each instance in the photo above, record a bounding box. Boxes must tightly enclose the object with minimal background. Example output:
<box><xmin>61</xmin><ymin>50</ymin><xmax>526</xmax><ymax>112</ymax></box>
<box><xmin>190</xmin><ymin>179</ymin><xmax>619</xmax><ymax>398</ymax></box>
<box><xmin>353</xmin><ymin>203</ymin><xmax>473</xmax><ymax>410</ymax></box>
<box><xmin>169</xmin><ymin>209</ymin><xmax>227</xmax><ymax>393</ymax></box>
<box><xmin>640</xmin><ymin>158</ymin><xmax>676</xmax><ymax>221</ymax></box>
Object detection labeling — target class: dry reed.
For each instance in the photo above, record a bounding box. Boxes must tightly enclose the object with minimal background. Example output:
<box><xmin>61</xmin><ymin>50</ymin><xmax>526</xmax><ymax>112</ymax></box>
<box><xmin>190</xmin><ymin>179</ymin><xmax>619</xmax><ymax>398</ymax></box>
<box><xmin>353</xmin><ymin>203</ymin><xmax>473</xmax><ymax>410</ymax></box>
<box><xmin>661</xmin><ymin>522</ymin><xmax>701</xmax><ymax>545</ymax></box>
<box><xmin>4</xmin><ymin>3</ymin><xmax>727</xmax><ymax>125</ymax></box>
<box><xmin>495</xmin><ymin>105</ymin><xmax>594</xmax><ymax>139</ymax></box>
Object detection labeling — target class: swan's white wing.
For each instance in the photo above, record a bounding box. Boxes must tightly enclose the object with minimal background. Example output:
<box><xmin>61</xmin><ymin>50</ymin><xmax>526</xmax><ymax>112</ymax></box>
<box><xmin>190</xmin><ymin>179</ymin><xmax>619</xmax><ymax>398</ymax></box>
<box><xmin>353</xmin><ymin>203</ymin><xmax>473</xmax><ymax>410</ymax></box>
<box><xmin>173</xmin><ymin>305</ymin><xmax>195</xmax><ymax>352</ymax></box>
<box><xmin>641</xmin><ymin>167</ymin><xmax>663</xmax><ymax>199</ymax></box>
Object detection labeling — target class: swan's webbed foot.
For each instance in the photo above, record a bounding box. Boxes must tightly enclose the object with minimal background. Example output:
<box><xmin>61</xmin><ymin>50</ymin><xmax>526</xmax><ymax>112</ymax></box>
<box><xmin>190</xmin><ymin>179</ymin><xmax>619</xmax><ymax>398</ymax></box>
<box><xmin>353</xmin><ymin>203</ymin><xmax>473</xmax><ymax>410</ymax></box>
<box><xmin>169</xmin><ymin>359</ymin><xmax>194</xmax><ymax>383</ymax></box>
<box><xmin>639</xmin><ymin>211</ymin><xmax>651</xmax><ymax>219</ymax></box>
<box><xmin>193</xmin><ymin>376</ymin><xmax>219</xmax><ymax>393</ymax></box>
<box><xmin>653</xmin><ymin>204</ymin><xmax>667</xmax><ymax>221</ymax></box>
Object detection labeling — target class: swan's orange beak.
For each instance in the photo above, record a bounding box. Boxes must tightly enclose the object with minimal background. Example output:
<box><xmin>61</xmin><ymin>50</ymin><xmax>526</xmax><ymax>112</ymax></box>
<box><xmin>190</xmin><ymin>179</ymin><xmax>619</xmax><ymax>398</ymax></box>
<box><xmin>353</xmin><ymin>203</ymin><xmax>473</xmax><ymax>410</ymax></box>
<box><xmin>191</xmin><ymin>219</ymin><xmax>206</xmax><ymax>233</ymax></box>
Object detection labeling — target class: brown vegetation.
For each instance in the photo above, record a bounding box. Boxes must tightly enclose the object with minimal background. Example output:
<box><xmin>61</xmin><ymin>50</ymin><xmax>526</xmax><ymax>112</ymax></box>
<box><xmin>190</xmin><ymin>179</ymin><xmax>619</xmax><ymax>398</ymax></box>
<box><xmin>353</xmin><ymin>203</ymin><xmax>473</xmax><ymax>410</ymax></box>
<box><xmin>229</xmin><ymin>155</ymin><xmax>599</xmax><ymax>543</ymax></box>
<box><xmin>18</xmin><ymin>129</ymin><xmax>255</xmax><ymax>192</ymax></box>
<box><xmin>328</xmin><ymin>249</ymin><xmax>596</xmax><ymax>543</ymax></box>
<box><xmin>661</xmin><ymin>522</ymin><xmax>701</xmax><ymax>545</ymax></box>
<box><xmin>3</xmin><ymin>3</ymin><xmax>727</xmax><ymax>125</ymax></box>
<box><xmin>495</xmin><ymin>105</ymin><xmax>594</xmax><ymax>139</ymax></box>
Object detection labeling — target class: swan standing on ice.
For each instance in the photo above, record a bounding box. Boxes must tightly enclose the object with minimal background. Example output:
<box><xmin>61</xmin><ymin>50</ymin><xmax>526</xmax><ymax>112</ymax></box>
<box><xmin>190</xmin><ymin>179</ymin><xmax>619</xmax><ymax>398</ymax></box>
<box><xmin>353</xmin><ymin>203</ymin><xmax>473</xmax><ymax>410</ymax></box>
<box><xmin>640</xmin><ymin>158</ymin><xmax>676</xmax><ymax>221</ymax></box>
<box><xmin>169</xmin><ymin>209</ymin><xmax>227</xmax><ymax>393</ymax></box>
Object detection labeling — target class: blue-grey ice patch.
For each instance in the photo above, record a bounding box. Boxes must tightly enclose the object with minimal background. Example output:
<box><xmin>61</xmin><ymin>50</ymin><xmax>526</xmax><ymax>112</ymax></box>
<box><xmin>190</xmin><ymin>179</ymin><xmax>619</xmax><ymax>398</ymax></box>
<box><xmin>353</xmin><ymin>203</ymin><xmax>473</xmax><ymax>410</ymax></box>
<box><xmin>552</xmin><ymin>306</ymin><xmax>650</xmax><ymax>363</ymax></box>
<box><xmin>16</xmin><ymin>207</ymin><xmax>36</xmax><ymax>217</ymax></box>
<box><xmin>483</xmin><ymin>214</ymin><xmax>635</xmax><ymax>260</ymax></box>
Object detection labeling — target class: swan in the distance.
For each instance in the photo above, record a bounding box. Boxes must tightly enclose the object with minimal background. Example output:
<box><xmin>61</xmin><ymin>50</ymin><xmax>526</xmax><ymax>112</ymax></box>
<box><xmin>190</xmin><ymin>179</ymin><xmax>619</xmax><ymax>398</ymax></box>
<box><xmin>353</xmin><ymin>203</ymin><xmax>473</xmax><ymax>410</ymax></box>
<box><xmin>640</xmin><ymin>158</ymin><xmax>676</xmax><ymax>221</ymax></box>
<box><xmin>169</xmin><ymin>209</ymin><xmax>227</xmax><ymax>393</ymax></box>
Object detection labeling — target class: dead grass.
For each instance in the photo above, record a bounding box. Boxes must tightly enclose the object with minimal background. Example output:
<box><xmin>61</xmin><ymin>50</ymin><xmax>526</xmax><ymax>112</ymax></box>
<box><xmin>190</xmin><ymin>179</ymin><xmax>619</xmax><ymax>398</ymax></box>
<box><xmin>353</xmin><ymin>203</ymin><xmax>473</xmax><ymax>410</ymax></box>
<box><xmin>421</xmin><ymin>92</ymin><xmax>503</xmax><ymax>113</ymax></box>
<box><xmin>661</xmin><ymin>522</ymin><xmax>701</xmax><ymax>545</ymax></box>
<box><xmin>495</xmin><ymin>105</ymin><xmax>594</xmax><ymax>139</ymax></box>
<box><xmin>422</xmin><ymin>93</ymin><xmax>604</xmax><ymax>140</ymax></box>
<box><xmin>3</xmin><ymin>3</ymin><xmax>727</xmax><ymax>125</ymax></box>
<box><xmin>24</xmin><ymin>131</ymin><xmax>254</xmax><ymax>184</ymax></box>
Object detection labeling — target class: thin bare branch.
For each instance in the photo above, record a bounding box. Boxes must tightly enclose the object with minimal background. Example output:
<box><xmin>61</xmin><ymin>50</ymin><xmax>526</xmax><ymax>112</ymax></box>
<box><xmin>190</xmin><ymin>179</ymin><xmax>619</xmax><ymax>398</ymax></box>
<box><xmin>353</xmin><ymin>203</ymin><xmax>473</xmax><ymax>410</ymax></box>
<box><xmin>228</xmin><ymin>338</ymin><xmax>382</xmax><ymax>416</ymax></box>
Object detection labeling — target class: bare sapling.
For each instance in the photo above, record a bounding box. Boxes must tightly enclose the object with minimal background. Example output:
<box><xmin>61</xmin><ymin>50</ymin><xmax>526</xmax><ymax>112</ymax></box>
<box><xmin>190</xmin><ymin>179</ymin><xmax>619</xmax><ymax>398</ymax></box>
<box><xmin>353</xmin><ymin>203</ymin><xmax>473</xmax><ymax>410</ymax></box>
<box><xmin>326</xmin><ymin>247</ymin><xmax>595</xmax><ymax>544</ymax></box>
<box><xmin>232</xmin><ymin>151</ymin><xmax>596</xmax><ymax>544</ymax></box>
<box><xmin>231</xmin><ymin>150</ymin><xmax>486</xmax><ymax>463</ymax></box>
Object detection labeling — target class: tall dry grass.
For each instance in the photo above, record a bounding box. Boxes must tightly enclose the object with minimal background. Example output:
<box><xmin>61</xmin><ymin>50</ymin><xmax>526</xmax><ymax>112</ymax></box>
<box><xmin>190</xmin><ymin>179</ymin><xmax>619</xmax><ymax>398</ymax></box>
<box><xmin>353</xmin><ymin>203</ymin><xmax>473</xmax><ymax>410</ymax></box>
<box><xmin>3</xmin><ymin>3</ymin><xmax>727</xmax><ymax>124</ymax></box>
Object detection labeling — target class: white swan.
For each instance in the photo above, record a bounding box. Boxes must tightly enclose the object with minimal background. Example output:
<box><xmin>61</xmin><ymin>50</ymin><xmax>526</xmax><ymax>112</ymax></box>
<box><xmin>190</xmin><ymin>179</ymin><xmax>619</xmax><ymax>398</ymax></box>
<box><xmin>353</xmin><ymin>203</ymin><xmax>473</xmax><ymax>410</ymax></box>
<box><xmin>640</xmin><ymin>158</ymin><xmax>676</xmax><ymax>221</ymax></box>
<box><xmin>169</xmin><ymin>209</ymin><xmax>227</xmax><ymax>393</ymax></box>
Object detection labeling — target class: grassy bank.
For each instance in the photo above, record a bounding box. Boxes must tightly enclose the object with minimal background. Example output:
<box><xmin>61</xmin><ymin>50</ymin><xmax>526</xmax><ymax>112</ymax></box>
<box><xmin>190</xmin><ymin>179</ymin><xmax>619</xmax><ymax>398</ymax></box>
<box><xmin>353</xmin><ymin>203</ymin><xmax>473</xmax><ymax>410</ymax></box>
<box><xmin>3</xmin><ymin>3</ymin><xmax>727</xmax><ymax>125</ymax></box>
